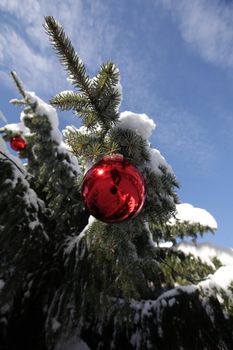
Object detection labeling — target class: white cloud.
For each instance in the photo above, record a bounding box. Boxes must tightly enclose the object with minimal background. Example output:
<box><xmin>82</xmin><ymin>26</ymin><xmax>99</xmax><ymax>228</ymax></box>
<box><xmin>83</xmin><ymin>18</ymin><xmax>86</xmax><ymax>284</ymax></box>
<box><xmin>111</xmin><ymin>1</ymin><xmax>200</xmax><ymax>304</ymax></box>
<box><xmin>0</xmin><ymin>0</ymin><xmax>117</xmax><ymax>95</ymax></box>
<box><xmin>160</xmin><ymin>0</ymin><xmax>233</xmax><ymax>68</ymax></box>
<box><xmin>0</xmin><ymin>26</ymin><xmax>56</xmax><ymax>93</ymax></box>
<box><xmin>153</xmin><ymin>103</ymin><xmax>214</xmax><ymax>168</ymax></box>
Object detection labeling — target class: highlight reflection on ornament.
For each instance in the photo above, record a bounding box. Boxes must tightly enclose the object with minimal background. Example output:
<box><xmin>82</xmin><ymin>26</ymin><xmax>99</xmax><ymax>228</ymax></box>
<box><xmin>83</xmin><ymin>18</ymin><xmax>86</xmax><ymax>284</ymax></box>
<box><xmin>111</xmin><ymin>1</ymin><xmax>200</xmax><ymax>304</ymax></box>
<box><xmin>82</xmin><ymin>154</ymin><xmax>145</xmax><ymax>223</ymax></box>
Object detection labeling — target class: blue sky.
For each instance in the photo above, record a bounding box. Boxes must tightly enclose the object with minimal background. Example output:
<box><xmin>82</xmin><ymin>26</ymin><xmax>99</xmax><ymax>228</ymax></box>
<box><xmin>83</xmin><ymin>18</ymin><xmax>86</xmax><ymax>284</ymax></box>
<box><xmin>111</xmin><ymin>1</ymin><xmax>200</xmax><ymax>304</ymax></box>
<box><xmin>0</xmin><ymin>0</ymin><xmax>233</xmax><ymax>247</ymax></box>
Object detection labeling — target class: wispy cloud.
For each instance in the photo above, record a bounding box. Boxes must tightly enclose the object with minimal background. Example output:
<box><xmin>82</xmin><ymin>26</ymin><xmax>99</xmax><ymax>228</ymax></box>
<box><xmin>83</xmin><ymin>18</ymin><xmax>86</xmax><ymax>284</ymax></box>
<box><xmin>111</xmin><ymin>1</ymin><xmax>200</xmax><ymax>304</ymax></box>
<box><xmin>0</xmin><ymin>0</ymin><xmax>220</xmax><ymax>171</ymax></box>
<box><xmin>0</xmin><ymin>0</ymin><xmax>117</xmax><ymax>95</ymax></box>
<box><xmin>152</xmin><ymin>101</ymin><xmax>215</xmax><ymax>170</ymax></box>
<box><xmin>0</xmin><ymin>110</ymin><xmax>7</xmax><ymax>123</ymax></box>
<box><xmin>0</xmin><ymin>26</ymin><xmax>54</xmax><ymax>91</ymax></box>
<box><xmin>160</xmin><ymin>0</ymin><xmax>233</xmax><ymax>68</ymax></box>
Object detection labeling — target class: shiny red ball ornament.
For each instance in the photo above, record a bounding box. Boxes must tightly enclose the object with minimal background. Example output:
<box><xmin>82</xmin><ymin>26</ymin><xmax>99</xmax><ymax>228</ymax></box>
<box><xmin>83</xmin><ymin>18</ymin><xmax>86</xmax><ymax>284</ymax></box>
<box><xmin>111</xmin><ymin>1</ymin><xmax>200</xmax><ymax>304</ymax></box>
<box><xmin>10</xmin><ymin>136</ymin><xmax>27</xmax><ymax>152</ymax></box>
<box><xmin>82</xmin><ymin>154</ymin><xmax>145</xmax><ymax>223</ymax></box>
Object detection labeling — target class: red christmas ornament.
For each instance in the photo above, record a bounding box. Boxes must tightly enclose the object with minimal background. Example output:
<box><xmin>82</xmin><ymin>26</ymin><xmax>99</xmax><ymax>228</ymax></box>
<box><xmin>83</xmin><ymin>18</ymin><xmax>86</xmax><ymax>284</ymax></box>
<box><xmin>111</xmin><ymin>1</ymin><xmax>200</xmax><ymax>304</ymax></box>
<box><xmin>82</xmin><ymin>154</ymin><xmax>145</xmax><ymax>223</ymax></box>
<box><xmin>10</xmin><ymin>136</ymin><xmax>27</xmax><ymax>152</ymax></box>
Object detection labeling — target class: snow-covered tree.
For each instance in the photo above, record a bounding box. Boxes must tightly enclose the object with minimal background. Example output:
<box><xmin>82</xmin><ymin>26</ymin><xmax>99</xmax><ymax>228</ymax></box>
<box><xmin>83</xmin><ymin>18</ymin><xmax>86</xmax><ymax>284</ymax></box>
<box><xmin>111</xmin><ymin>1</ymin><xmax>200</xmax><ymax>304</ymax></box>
<box><xmin>0</xmin><ymin>16</ymin><xmax>233</xmax><ymax>350</ymax></box>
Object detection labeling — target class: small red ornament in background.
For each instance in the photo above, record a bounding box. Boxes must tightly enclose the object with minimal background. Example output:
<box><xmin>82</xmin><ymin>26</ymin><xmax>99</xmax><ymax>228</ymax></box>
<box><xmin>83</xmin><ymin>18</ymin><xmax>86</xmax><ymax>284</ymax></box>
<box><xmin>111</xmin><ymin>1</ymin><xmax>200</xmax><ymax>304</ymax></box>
<box><xmin>10</xmin><ymin>136</ymin><xmax>27</xmax><ymax>152</ymax></box>
<box><xmin>82</xmin><ymin>154</ymin><xmax>145</xmax><ymax>223</ymax></box>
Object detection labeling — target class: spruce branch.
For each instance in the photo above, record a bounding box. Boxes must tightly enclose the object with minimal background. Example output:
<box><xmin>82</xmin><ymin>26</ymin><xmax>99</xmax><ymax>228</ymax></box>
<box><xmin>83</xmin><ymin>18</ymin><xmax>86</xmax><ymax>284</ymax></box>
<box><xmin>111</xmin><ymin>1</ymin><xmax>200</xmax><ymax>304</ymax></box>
<box><xmin>92</xmin><ymin>63</ymin><xmax>121</xmax><ymax>122</ymax></box>
<box><xmin>110</xmin><ymin>128</ymin><xmax>150</xmax><ymax>165</ymax></box>
<box><xmin>0</xmin><ymin>151</ymin><xmax>25</xmax><ymax>175</ymax></box>
<box><xmin>9</xmin><ymin>98</ymin><xmax>27</xmax><ymax>106</ymax></box>
<box><xmin>44</xmin><ymin>16</ymin><xmax>121</xmax><ymax>129</ymax></box>
<box><xmin>50</xmin><ymin>91</ymin><xmax>91</xmax><ymax>111</ymax></box>
<box><xmin>93</xmin><ymin>62</ymin><xmax>120</xmax><ymax>103</ymax></box>
<box><xmin>44</xmin><ymin>16</ymin><xmax>91</xmax><ymax>96</ymax></box>
<box><xmin>99</xmin><ymin>90</ymin><xmax>121</xmax><ymax>117</ymax></box>
<box><xmin>10</xmin><ymin>71</ymin><xmax>26</xmax><ymax>98</ymax></box>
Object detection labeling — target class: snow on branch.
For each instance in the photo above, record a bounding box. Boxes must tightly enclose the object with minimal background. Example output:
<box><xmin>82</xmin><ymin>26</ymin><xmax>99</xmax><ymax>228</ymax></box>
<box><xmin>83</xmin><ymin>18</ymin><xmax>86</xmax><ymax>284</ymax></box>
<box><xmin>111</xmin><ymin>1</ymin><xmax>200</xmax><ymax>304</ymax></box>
<box><xmin>0</xmin><ymin>136</ymin><xmax>46</xmax><ymax>234</ymax></box>
<box><xmin>169</xmin><ymin>203</ymin><xmax>217</xmax><ymax>230</ymax></box>
<box><xmin>199</xmin><ymin>265</ymin><xmax>233</xmax><ymax>297</ymax></box>
<box><xmin>130</xmin><ymin>265</ymin><xmax>233</xmax><ymax>323</ymax></box>
<box><xmin>2</xmin><ymin>113</ymin><xmax>30</xmax><ymax>136</ymax></box>
<box><xmin>117</xmin><ymin>111</ymin><xmax>173</xmax><ymax>175</ymax></box>
<box><xmin>149</xmin><ymin>147</ymin><xmax>173</xmax><ymax>175</ymax></box>
<box><xmin>25</xmin><ymin>91</ymin><xmax>62</xmax><ymax>143</ymax></box>
<box><xmin>25</xmin><ymin>91</ymin><xmax>80</xmax><ymax>175</ymax></box>
<box><xmin>118</xmin><ymin>111</ymin><xmax>156</xmax><ymax>140</ymax></box>
<box><xmin>64</xmin><ymin>216</ymin><xmax>96</xmax><ymax>265</ymax></box>
<box><xmin>0</xmin><ymin>136</ymin><xmax>25</xmax><ymax>176</ymax></box>
<box><xmin>55</xmin><ymin>335</ymin><xmax>90</xmax><ymax>350</ymax></box>
<box><xmin>177</xmin><ymin>241</ymin><xmax>233</xmax><ymax>268</ymax></box>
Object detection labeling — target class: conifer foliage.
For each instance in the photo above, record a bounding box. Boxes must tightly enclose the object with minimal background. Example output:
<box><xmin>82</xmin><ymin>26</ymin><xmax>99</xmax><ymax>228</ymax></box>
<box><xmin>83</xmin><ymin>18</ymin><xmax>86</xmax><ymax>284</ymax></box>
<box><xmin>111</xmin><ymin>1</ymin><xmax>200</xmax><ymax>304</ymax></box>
<box><xmin>0</xmin><ymin>16</ymin><xmax>233</xmax><ymax>350</ymax></box>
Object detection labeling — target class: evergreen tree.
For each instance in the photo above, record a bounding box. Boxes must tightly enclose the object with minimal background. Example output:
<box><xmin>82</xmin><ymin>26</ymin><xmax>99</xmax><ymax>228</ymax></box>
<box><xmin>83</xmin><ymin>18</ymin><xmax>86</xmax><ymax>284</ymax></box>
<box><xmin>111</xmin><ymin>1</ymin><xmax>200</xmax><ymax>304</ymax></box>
<box><xmin>0</xmin><ymin>16</ymin><xmax>233</xmax><ymax>350</ymax></box>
